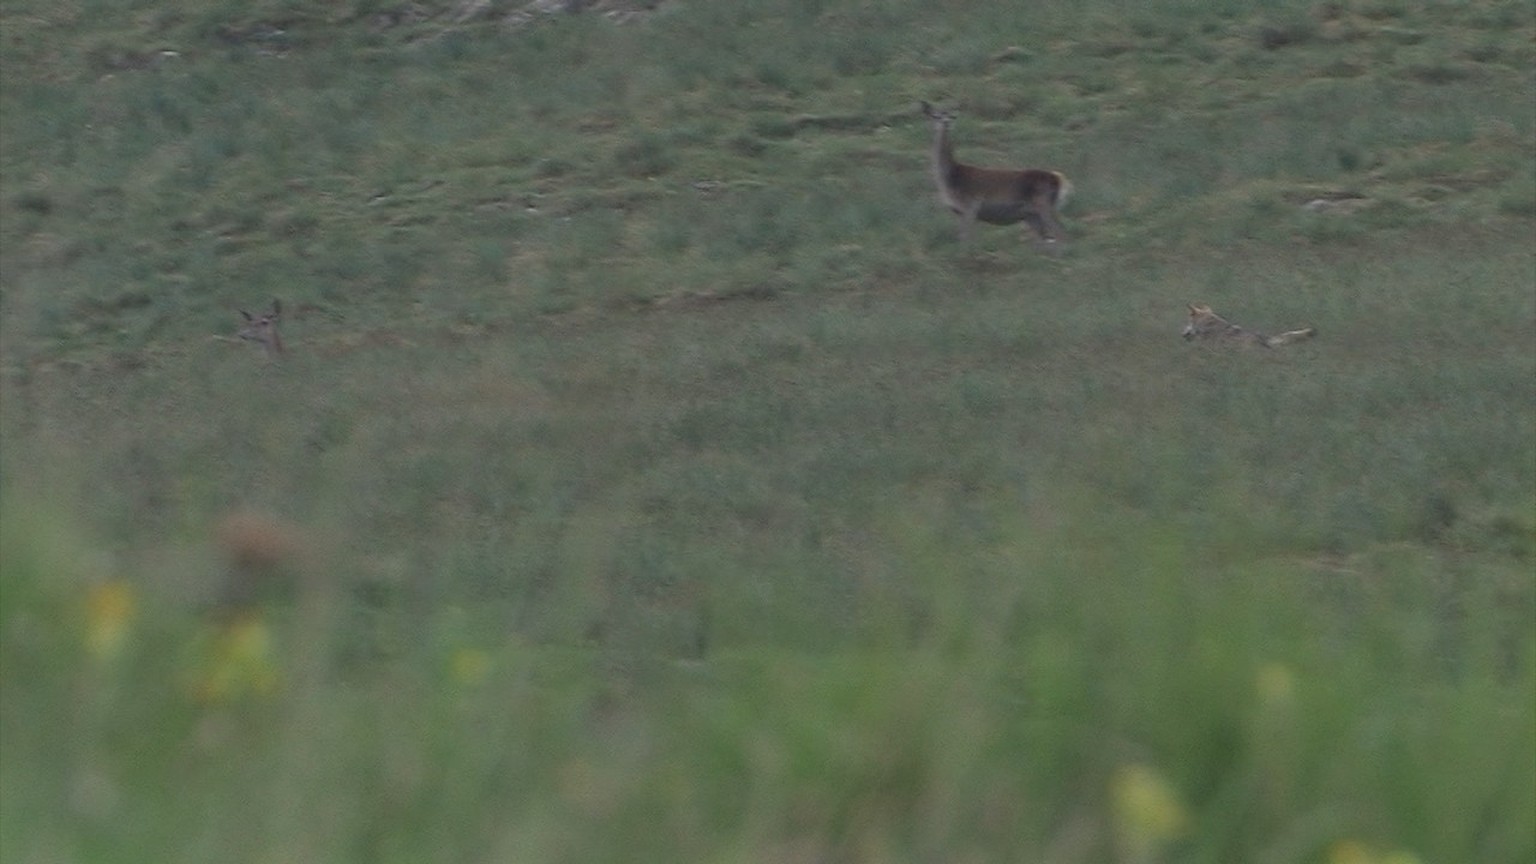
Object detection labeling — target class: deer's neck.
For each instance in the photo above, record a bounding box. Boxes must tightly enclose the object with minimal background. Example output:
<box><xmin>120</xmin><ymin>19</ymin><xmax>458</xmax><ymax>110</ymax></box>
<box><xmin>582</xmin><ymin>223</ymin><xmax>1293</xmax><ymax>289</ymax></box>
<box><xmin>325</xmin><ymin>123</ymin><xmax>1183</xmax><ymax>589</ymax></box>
<box><xmin>929</xmin><ymin>123</ymin><xmax>964</xmax><ymax>208</ymax></box>
<box><xmin>931</xmin><ymin>124</ymin><xmax>956</xmax><ymax>175</ymax></box>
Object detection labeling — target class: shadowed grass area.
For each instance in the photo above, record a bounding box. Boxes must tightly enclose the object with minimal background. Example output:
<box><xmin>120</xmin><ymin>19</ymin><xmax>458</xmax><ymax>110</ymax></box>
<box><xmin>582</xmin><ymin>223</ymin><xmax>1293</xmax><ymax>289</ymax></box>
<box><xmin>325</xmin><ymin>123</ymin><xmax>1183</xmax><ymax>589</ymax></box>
<box><xmin>4</xmin><ymin>225</ymin><xmax>1532</xmax><ymax>861</ymax></box>
<box><xmin>2</xmin><ymin>0</ymin><xmax>1534</xmax><ymax>861</ymax></box>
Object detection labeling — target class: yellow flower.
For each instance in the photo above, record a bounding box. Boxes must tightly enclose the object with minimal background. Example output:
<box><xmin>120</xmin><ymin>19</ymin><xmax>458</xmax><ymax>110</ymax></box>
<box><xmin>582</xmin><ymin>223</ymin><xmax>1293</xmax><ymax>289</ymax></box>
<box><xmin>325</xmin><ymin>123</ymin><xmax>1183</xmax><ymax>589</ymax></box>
<box><xmin>1255</xmin><ymin>662</ymin><xmax>1296</xmax><ymax>710</ymax></box>
<box><xmin>1111</xmin><ymin>763</ymin><xmax>1188</xmax><ymax>860</ymax></box>
<box><xmin>85</xmin><ymin>580</ymin><xmax>136</xmax><ymax>662</ymax></box>
<box><xmin>1328</xmin><ymin>840</ymin><xmax>1423</xmax><ymax>864</ymax></box>
<box><xmin>197</xmin><ymin>613</ymin><xmax>279</xmax><ymax>702</ymax></box>
<box><xmin>1329</xmin><ymin>840</ymin><xmax>1376</xmax><ymax>864</ymax></box>
<box><xmin>450</xmin><ymin>647</ymin><xmax>491</xmax><ymax>687</ymax></box>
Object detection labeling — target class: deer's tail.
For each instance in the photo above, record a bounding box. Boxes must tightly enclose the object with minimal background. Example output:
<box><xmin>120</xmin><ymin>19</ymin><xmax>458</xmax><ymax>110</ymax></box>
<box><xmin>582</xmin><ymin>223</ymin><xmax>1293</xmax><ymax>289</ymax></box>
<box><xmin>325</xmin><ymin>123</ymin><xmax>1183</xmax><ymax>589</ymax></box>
<box><xmin>1053</xmin><ymin>172</ymin><xmax>1073</xmax><ymax>209</ymax></box>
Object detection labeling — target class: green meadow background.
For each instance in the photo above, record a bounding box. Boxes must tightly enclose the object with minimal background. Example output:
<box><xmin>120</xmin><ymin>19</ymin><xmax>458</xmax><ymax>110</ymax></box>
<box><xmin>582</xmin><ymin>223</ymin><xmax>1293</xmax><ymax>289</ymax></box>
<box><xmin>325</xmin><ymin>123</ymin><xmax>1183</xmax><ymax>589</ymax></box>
<box><xmin>2</xmin><ymin>0</ymin><xmax>1533</xmax><ymax>861</ymax></box>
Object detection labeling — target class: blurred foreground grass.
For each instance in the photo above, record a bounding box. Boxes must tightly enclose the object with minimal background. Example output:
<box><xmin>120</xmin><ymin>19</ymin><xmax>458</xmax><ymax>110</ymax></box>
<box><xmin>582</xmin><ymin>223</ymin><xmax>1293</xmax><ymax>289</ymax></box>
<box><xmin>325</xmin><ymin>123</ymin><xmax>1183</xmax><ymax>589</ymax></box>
<box><xmin>3</xmin><ymin>485</ymin><xmax>1532</xmax><ymax>863</ymax></box>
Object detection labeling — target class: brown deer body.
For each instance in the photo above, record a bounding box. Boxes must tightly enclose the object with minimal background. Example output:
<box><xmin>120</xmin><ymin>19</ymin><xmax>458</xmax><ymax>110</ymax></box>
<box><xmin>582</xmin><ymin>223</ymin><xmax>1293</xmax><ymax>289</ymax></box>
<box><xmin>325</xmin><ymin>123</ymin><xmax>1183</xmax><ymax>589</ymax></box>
<box><xmin>920</xmin><ymin>101</ymin><xmax>1071</xmax><ymax>247</ymax></box>
<box><xmin>237</xmin><ymin>300</ymin><xmax>285</xmax><ymax>358</ymax></box>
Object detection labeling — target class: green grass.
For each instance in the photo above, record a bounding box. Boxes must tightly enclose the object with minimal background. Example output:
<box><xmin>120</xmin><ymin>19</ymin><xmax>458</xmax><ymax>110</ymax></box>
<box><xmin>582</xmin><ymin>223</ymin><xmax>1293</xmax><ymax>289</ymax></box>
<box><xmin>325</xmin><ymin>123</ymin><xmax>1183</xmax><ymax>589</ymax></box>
<box><xmin>2</xmin><ymin>0</ymin><xmax>1534</xmax><ymax>862</ymax></box>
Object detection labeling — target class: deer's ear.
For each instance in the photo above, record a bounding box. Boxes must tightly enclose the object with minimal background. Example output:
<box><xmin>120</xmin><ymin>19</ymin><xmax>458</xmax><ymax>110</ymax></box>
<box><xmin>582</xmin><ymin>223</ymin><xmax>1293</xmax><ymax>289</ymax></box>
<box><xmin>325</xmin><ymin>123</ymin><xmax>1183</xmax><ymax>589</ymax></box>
<box><xmin>1187</xmin><ymin>304</ymin><xmax>1199</xmax><ymax>314</ymax></box>
<box><xmin>271</xmin><ymin>299</ymin><xmax>282</xmax><ymax>316</ymax></box>
<box><xmin>240</xmin><ymin>310</ymin><xmax>254</xmax><ymax>321</ymax></box>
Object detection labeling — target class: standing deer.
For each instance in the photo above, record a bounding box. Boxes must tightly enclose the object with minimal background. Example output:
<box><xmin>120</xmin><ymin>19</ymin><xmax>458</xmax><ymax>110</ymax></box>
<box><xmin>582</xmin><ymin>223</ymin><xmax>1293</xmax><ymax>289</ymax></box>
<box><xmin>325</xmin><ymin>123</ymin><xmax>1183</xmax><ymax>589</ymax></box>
<box><xmin>920</xmin><ymin>101</ymin><xmax>1072</xmax><ymax>248</ymax></box>
<box><xmin>237</xmin><ymin>300</ymin><xmax>285</xmax><ymax>358</ymax></box>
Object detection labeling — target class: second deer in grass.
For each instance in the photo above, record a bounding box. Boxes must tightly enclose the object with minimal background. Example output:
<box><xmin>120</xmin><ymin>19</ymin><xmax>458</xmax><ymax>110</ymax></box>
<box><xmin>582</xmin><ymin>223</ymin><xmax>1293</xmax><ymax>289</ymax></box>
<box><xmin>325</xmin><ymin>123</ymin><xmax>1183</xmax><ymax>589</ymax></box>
<box><xmin>920</xmin><ymin>101</ymin><xmax>1072</xmax><ymax>248</ymax></box>
<box><xmin>237</xmin><ymin>300</ymin><xmax>285</xmax><ymax>359</ymax></box>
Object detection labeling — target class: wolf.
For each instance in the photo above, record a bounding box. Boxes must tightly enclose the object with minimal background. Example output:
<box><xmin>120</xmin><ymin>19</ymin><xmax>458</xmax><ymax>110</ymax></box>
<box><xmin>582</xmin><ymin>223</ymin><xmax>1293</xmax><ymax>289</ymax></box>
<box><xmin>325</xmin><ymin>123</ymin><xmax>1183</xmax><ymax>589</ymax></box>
<box><xmin>1182</xmin><ymin>304</ymin><xmax>1316</xmax><ymax>348</ymax></box>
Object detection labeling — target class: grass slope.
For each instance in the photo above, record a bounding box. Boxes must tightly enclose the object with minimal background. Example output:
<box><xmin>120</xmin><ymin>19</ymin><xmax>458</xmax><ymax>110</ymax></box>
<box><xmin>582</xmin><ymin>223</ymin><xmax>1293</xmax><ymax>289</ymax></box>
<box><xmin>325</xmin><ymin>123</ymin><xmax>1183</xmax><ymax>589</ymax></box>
<box><xmin>2</xmin><ymin>1</ymin><xmax>1534</xmax><ymax>862</ymax></box>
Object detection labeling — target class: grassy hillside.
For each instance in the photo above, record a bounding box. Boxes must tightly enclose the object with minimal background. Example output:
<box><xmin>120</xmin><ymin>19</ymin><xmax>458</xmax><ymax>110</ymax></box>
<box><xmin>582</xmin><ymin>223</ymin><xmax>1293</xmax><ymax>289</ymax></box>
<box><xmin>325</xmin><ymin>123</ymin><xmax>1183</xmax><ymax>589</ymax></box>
<box><xmin>2</xmin><ymin>1</ymin><xmax>1534</xmax><ymax>862</ymax></box>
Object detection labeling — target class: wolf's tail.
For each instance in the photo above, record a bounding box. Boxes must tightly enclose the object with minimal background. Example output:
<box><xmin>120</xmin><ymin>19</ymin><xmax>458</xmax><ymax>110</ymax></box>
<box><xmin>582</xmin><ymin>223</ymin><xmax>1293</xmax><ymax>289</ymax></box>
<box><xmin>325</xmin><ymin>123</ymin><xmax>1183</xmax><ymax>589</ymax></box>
<box><xmin>1266</xmin><ymin>328</ymin><xmax>1317</xmax><ymax>347</ymax></box>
